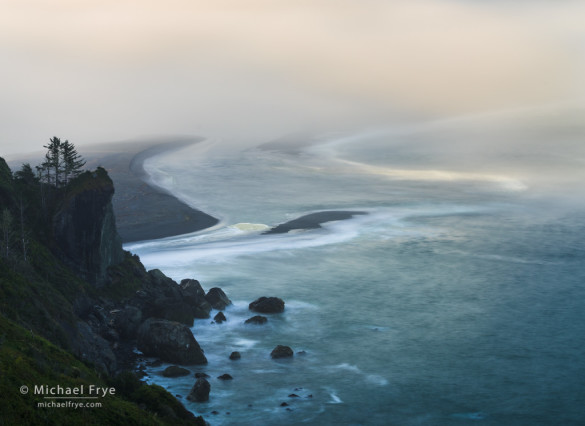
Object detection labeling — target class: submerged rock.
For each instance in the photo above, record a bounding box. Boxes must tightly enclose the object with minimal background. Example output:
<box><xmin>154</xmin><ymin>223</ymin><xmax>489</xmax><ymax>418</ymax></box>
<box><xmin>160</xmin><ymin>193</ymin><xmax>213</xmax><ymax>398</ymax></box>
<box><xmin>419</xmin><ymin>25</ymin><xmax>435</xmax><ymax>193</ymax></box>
<box><xmin>249</xmin><ymin>297</ymin><xmax>285</xmax><ymax>313</ymax></box>
<box><xmin>205</xmin><ymin>288</ymin><xmax>232</xmax><ymax>310</ymax></box>
<box><xmin>162</xmin><ymin>366</ymin><xmax>191</xmax><ymax>378</ymax></box>
<box><xmin>217</xmin><ymin>374</ymin><xmax>233</xmax><ymax>380</ymax></box>
<box><xmin>195</xmin><ymin>372</ymin><xmax>210</xmax><ymax>379</ymax></box>
<box><xmin>229</xmin><ymin>351</ymin><xmax>241</xmax><ymax>360</ymax></box>
<box><xmin>187</xmin><ymin>378</ymin><xmax>210</xmax><ymax>402</ymax></box>
<box><xmin>271</xmin><ymin>345</ymin><xmax>294</xmax><ymax>359</ymax></box>
<box><xmin>137</xmin><ymin>318</ymin><xmax>207</xmax><ymax>365</ymax></box>
<box><xmin>244</xmin><ymin>315</ymin><xmax>267</xmax><ymax>325</ymax></box>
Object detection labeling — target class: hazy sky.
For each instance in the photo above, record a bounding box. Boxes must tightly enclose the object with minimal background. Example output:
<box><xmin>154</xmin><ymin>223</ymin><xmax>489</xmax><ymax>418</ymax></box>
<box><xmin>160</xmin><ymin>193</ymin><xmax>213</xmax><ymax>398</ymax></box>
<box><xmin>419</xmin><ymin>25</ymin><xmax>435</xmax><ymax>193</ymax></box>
<box><xmin>1</xmin><ymin>0</ymin><xmax>584</xmax><ymax>156</ymax></box>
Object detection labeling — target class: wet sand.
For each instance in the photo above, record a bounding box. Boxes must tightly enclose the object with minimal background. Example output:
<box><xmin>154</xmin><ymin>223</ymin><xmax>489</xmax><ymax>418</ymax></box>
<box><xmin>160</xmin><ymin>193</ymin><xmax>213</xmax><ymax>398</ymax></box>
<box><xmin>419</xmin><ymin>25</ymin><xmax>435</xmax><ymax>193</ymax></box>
<box><xmin>83</xmin><ymin>138</ymin><xmax>219</xmax><ymax>243</ymax></box>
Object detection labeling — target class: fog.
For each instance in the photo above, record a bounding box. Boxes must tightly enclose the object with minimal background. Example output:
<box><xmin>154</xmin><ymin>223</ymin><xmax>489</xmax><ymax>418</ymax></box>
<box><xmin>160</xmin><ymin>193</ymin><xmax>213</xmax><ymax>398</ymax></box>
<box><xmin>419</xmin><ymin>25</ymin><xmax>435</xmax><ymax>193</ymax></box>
<box><xmin>1</xmin><ymin>0</ymin><xmax>584</xmax><ymax>161</ymax></box>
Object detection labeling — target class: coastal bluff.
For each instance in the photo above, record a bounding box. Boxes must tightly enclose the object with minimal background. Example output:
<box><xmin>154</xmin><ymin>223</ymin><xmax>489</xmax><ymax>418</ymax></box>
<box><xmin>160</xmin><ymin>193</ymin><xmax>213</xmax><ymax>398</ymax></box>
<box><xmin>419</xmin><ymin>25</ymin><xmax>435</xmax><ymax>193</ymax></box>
<box><xmin>53</xmin><ymin>167</ymin><xmax>124</xmax><ymax>287</ymax></box>
<box><xmin>0</xmin><ymin>158</ymin><xmax>208</xmax><ymax>425</ymax></box>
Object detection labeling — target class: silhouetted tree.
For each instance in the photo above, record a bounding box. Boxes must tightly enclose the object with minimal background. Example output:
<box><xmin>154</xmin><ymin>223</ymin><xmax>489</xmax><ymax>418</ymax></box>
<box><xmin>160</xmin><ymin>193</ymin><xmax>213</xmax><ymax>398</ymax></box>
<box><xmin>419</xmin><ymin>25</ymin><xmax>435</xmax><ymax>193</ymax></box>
<box><xmin>61</xmin><ymin>140</ymin><xmax>86</xmax><ymax>184</ymax></box>
<box><xmin>42</xmin><ymin>137</ymin><xmax>62</xmax><ymax>186</ymax></box>
<box><xmin>38</xmin><ymin>137</ymin><xmax>85</xmax><ymax>187</ymax></box>
<box><xmin>14</xmin><ymin>163</ymin><xmax>38</xmax><ymax>185</ymax></box>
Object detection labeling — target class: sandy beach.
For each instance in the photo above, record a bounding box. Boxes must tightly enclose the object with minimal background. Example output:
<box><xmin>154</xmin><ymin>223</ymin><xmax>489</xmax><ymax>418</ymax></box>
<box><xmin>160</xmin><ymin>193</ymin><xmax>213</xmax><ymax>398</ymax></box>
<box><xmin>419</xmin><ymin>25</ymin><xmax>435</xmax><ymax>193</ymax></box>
<box><xmin>83</xmin><ymin>138</ymin><xmax>218</xmax><ymax>243</ymax></box>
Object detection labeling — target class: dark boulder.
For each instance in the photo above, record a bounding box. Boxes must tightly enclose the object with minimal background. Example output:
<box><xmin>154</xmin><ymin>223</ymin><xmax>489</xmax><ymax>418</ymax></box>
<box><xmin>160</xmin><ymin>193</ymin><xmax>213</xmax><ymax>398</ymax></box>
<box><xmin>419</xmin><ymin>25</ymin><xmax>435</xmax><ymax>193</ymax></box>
<box><xmin>162</xmin><ymin>366</ymin><xmax>191</xmax><ymax>378</ymax></box>
<box><xmin>136</xmin><ymin>269</ymin><xmax>198</xmax><ymax>326</ymax></box>
<box><xmin>73</xmin><ymin>321</ymin><xmax>117</xmax><ymax>374</ymax></box>
<box><xmin>217</xmin><ymin>374</ymin><xmax>233</xmax><ymax>380</ymax></box>
<box><xmin>192</xmin><ymin>301</ymin><xmax>212</xmax><ymax>319</ymax></box>
<box><xmin>213</xmin><ymin>312</ymin><xmax>227</xmax><ymax>324</ymax></box>
<box><xmin>113</xmin><ymin>306</ymin><xmax>143</xmax><ymax>339</ymax></box>
<box><xmin>137</xmin><ymin>318</ymin><xmax>207</xmax><ymax>365</ymax></box>
<box><xmin>181</xmin><ymin>279</ymin><xmax>213</xmax><ymax>319</ymax></box>
<box><xmin>205</xmin><ymin>288</ymin><xmax>232</xmax><ymax>310</ymax></box>
<box><xmin>180</xmin><ymin>279</ymin><xmax>206</xmax><ymax>303</ymax></box>
<box><xmin>249</xmin><ymin>297</ymin><xmax>285</xmax><ymax>314</ymax></box>
<box><xmin>195</xmin><ymin>372</ymin><xmax>210</xmax><ymax>379</ymax></box>
<box><xmin>187</xmin><ymin>378</ymin><xmax>210</xmax><ymax>402</ymax></box>
<box><xmin>271</xmin><ymin>345</ymin><xmax>294</xmax><ymax>359</ymax></box>
<box><xmin>244</xmin><ymin>315</ymin><xmax>267</xmax><ymax>325</ymax></box>
<box><xmin>229</xmin><ymin>351</ymin><xmax>241</xmax><ymax>360</ymax></box>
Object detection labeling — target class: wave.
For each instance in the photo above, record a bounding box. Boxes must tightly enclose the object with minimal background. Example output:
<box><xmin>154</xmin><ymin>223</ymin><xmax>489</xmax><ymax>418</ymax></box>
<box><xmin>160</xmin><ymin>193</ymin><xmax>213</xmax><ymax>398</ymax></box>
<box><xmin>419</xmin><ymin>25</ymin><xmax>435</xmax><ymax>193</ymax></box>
<box><xmin>126</xmin><ymin>205</ymin><xmax>483</xmax><ymax>269</ymax></box>
<box><xmin>327</xmin><ymin>364</ymin><xmax>388</xmax><ymax>387</ymax></box>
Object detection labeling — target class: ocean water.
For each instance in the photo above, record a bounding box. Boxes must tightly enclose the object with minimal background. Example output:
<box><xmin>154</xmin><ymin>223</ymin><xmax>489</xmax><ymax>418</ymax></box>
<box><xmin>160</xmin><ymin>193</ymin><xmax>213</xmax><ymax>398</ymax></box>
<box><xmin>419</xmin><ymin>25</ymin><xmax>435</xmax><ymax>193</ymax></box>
<box><xmin>125</xmin><ymin>111</ymin><xmax>585</xmax><ymax>425</ymax></box>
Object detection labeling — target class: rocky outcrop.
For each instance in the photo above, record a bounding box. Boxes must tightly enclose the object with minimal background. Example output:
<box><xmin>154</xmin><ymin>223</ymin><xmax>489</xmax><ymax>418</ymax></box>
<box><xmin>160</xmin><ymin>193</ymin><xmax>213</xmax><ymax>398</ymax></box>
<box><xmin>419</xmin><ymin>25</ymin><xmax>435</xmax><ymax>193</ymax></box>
<box><xmin>180</xmin><ymin>279</ymin><xmax>213</xmax><ymax>318</ymax></box>
<box><xmin>73</xmin><ymin>321</ymin><xmax>117</xmax><ymax>374</ymax></box>
<box><xmin>271</xmin><ymin>345</ymin><xmax>294</xmax><ymax>359</ymax></box>
<box><xmin>249</xmin><ymin>297</ymin><xmax>285</xmax><ymax>313</ymax></box>
<box><xmin>137</xmin><ymin>318</ymin><xmax>207</xmax><ymax>365</ymax></box>
<box><xmin>113</xmin><ymin>306</ymin><xmax>142</xmax><ymax>339</ymax></box>
<box><xmin>134</xmin><ymin>270</ymin><xmax>200</xmax><ymax>326</ymax></box>
<box><xmin>205</xmin><ymin>288</ymin><xmax>232</xmax><ymax>310</ymax></box>
<box><xmin>52</xmin><ymin>168</ymin><xmax>124</xmax><ymax>286</ymax></box>
<box><xmin>187</xmin><ymin>378</ymin><xmax>210</xmax><ymax>402</ymax></box>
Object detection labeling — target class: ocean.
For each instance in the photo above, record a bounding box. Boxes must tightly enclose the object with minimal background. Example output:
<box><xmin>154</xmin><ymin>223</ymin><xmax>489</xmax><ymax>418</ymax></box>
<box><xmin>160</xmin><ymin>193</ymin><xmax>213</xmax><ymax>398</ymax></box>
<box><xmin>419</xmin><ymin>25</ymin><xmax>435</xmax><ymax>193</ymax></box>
<box><xmin>125</xmin><ymin>109</ymin><xmax>585</xmax><ymax>425</ymax></box>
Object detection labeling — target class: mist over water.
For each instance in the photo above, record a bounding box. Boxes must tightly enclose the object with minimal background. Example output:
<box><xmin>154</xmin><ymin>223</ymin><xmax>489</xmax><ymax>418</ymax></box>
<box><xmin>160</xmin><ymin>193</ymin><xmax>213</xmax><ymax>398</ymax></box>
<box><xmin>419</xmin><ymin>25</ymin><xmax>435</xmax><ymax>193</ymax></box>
<box><xmin>127</xmin><ymin>105</ymin><xmax>585</xmax><ymax>425</ymax></box>
<box><xmin>2</xmin><ymin>1</ymin><xmax>584</xmax><ymax>424</ymax></box>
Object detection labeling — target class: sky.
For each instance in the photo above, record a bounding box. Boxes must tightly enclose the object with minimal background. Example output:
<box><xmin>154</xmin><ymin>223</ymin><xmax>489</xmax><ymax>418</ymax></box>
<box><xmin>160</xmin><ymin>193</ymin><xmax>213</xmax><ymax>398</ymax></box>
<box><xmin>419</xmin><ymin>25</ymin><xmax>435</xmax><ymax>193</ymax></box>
<box><xmin>1</xmin><ymin>0</ymin><xmax>584</xmax><ymax>156</ymax></box>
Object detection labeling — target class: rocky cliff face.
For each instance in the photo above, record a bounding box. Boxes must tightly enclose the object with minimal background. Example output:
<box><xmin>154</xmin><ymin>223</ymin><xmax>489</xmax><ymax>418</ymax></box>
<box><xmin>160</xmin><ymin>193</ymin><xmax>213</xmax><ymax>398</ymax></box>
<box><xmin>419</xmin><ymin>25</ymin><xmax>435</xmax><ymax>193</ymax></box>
<box><xmin>53</xmin><ymin>167</ymin><xmax>124</xmax><ymax>286</ymax></box>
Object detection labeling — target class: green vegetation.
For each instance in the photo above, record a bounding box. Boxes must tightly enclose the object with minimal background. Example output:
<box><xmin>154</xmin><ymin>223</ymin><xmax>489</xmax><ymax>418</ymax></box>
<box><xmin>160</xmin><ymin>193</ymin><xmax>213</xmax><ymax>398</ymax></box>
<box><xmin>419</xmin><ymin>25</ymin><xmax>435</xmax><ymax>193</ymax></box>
<box><xmin>0</xmin><ymin>316</ymin><xmax>203</xmax><ymax>425</ymax></box>
<box><xmin>0</xmin><ymin>146</ymin><xmax>206</xmax><ymax>425</ymax></box>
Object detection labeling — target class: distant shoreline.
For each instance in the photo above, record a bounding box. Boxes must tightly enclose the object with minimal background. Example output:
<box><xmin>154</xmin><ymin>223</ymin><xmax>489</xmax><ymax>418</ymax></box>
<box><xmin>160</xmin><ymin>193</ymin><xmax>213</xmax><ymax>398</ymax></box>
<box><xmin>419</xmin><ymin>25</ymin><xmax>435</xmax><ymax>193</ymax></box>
<box><xmin>83</xmin><ymin>138</ymin><xmax>219</xmax><ymax>243</ymax></box>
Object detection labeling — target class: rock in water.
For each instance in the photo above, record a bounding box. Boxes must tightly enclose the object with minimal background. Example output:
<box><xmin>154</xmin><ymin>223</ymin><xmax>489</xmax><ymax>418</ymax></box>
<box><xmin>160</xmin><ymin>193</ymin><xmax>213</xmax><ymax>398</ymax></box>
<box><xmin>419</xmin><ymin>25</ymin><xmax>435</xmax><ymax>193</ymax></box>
<box><xmin>180</xmin><ymin>279</ymin><xmax>206</xmax><ymax>302</ymax></box>
<box><xmin>205</xmin><ymin>288</ymin><xmax>232</xmax><ymax>310</ymax></box>
<box><xmin>162</xmin><ymin>366</ymin><xmax>191</xmax><ymax>378</ymax></box>
<box><xmin>187</xmin><ymin>378</ymin><xmax>210</xmax><ymax>402</ymax></box>
<box><xmin>229</xmin><ymin>351</ymin><xmax>241</xmax><ymax>360</ymax></box>
<box><xmin>244</xmin><ymin>315</ymin><xmax>268</xmax><ymax>325</ymax></box>
<box><xmin>217</xmin><ymin>374</ymin><xmax>233</xmax><ymax>380</ymax></box>
<box><xmin>137</xmin><ymin>318</ymin><xmax>207</xmax><ymax>365</ymax></box>
<box><xmin>249</xmin><ymin>297</ymin><xmax>285</xmax><ymax>313</ymax></box>
<box><xmin>213</xmin><ymin>312</ymin><xmax>227</xmax><ymax>324</ymax></box>
<box><xmin>271</xmin><ymin>345</ymin><xmax>294</xmax><ymax>359</ymax></box>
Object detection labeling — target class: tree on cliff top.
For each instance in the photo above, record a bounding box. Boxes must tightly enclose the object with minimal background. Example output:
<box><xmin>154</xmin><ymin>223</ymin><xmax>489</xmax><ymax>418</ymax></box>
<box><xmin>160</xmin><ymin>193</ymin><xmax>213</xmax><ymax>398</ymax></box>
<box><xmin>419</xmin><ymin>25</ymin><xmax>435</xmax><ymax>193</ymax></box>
<box><xmin>38</xmin><ymin>137</ymin><xmax>85</xmax><ymax>187</ymax></box>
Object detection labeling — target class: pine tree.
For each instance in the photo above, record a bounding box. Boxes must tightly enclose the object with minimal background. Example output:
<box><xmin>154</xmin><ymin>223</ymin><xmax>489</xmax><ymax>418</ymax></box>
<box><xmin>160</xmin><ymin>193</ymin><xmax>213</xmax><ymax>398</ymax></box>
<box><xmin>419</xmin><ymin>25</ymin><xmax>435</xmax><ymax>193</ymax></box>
<box><xmin>42</xmin><ymin>137</ymin><xmax>62</xmax><ymax>186</ymax></box>
<box><xmin>61</xmin><ymin>140</ymin><xmax>86</xmax><ymax>184</ymax></box>
<box><xmin>14</xmin><ymin>163</ymin><xmax>38</xmax><ymax>185</ymax></box>
<box><xmin>38</xmin><ymin>137</ymin><xmax>86</xmax><ymax>187</ymax></box>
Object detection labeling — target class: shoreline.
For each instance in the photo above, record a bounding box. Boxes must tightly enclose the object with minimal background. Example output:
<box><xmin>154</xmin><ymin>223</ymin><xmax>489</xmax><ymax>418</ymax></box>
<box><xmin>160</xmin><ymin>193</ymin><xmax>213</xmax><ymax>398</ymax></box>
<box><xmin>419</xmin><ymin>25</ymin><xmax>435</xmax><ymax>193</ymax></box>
<box><xmin>83</xmin><ymin>138</ymin><xmax>219</xmax><ymax>243</ymax></box>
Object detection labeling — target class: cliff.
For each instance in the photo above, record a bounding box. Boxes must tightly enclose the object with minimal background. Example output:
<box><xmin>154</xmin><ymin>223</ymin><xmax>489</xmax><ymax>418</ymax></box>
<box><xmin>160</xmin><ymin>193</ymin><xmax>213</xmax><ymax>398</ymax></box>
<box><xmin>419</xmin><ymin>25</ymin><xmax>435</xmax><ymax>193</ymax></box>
<box><xmin>0</xmin><ymin>158</ymin><xmax>206</xmax><ymax>425</ymax></box>
<box><xmin>52</xmin><ymin>167</ymin><xmax>124</xmax><ymax>286</ymax></box>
